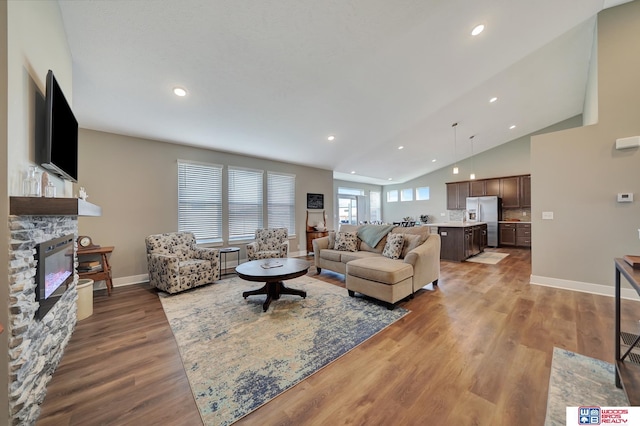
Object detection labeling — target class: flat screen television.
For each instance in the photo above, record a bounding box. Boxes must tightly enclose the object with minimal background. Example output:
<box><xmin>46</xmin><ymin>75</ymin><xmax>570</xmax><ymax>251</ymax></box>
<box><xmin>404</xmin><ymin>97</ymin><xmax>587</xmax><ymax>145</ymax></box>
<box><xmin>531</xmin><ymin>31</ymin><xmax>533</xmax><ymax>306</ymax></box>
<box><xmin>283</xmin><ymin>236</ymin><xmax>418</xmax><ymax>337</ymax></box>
<box><xmin>37</xmin><ymin>70</ymin><xmax>78</xmax><ymax>182</ymax></box>
<box><xmin>35</xmin><ymin>234</ymin><xmax>75</xmax><ymax>320</ymax></box>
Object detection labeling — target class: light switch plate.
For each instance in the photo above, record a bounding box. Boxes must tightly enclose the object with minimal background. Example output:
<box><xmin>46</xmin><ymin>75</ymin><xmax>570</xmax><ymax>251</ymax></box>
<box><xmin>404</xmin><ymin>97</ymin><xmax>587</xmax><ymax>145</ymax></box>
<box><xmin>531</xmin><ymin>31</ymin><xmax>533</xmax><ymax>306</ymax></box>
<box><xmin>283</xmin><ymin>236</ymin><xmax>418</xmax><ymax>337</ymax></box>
<box><xmin>542</xmin><ymin>211</ymin><xmax>554</xmax><ymax>220</ymax></box>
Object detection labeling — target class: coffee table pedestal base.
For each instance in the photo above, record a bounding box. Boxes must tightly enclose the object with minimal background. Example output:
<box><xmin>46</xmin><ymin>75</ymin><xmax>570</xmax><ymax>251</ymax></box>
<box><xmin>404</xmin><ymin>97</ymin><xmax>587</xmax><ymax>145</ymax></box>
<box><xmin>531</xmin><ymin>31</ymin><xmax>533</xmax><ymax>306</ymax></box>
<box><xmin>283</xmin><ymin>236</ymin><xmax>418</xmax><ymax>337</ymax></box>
<box><xmin>243</xmin><ymin>281</ymin><xmax>307</xmax><ymax>312</ymax></box>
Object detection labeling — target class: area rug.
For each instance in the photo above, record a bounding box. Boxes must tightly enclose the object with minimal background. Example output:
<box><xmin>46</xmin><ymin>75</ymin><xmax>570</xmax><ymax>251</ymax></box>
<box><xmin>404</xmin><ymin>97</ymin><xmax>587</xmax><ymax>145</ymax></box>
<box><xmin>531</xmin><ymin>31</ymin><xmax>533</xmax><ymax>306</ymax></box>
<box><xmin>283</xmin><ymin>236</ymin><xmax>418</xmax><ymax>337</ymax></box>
<box><xmin>544</xmin><ymin>347</ymin><xmax>629</xmax><ymax>426</ymax></box>
<box><xmin>465</xmin><ymin>251</ymin><xmax>509</xmax><ymax>264</ymax></box>
<box><xmin>159</xmin><ymin>275</ymin><xmax>409</xmax><ymax>426</ymax></box>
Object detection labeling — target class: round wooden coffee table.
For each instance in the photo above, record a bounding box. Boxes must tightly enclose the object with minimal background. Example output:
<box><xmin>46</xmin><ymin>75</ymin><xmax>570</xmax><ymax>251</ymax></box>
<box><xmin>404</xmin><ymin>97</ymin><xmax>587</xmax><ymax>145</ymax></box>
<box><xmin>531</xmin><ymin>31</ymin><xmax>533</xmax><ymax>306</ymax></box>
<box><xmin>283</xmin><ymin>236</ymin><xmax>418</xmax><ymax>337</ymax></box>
<box><xmin>236</xmin><ymin>258</ymin><xmax>310</xmax><ymax>312</ymax></box>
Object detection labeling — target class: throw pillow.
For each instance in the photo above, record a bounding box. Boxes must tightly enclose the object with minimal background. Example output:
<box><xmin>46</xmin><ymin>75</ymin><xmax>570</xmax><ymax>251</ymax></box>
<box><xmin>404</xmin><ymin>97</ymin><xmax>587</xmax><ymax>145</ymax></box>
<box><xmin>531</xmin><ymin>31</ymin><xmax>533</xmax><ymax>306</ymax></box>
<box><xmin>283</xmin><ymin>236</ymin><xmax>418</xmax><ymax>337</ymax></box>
<box><xmin>334</xmin><ymin>231</ymin><xmax>358</xmax><ymax>252</ymax></box>
<box><xmin>399</xmin><ymin>233</ymin><xmax>427</xmax><ymax>258</ymax></box>
<box><xmin>382</xmin><ymin>233</ymin><xmax>404</xmax><ymax>259</ymax></box>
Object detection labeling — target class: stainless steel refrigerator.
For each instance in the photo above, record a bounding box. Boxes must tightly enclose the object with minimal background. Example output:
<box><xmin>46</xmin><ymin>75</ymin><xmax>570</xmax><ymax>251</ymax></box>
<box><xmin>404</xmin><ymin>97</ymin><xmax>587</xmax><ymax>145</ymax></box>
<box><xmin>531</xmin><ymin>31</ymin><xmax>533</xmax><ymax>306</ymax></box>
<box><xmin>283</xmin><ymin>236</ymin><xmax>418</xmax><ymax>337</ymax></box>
<box><xmin>466</xmin><ymin>196</ymin><xmax>502</xmax><ymax>247</ymax></box>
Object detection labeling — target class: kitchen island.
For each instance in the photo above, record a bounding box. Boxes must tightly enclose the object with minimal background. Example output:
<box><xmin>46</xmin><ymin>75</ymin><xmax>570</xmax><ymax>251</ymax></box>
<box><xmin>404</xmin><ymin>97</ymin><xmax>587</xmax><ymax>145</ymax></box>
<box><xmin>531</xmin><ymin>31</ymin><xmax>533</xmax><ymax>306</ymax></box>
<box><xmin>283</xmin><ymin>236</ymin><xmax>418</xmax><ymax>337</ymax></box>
<box><xmin>425</xmin><ymin>222</ymin><xmax>488</xmax><ymax>262</ymax></box>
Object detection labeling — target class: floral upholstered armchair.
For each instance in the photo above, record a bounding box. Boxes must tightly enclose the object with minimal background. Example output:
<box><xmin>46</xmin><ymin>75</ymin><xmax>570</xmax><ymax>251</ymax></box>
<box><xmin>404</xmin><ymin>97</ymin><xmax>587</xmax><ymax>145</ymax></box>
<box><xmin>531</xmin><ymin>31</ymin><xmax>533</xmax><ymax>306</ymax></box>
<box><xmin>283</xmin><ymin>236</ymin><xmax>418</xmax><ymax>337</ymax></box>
<box><xmin>145</xmin><ymin>232</ymin><xmax>220</xmax><ymax>294</ymax></box>
<box><xmin>246</xmin><ymin>228</ymin><xmax>289</xmax><ymax>261</ymax></box>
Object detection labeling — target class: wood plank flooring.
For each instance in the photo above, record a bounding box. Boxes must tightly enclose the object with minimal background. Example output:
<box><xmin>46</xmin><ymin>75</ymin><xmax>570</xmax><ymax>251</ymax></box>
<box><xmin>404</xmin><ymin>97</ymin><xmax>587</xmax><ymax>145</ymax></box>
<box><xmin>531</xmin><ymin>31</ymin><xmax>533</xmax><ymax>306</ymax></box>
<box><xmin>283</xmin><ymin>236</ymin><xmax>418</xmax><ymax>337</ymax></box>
<box><xmin>37</xmin><ymin>249</ymin><xmax>638</xmax><ymax>425</ymax></box>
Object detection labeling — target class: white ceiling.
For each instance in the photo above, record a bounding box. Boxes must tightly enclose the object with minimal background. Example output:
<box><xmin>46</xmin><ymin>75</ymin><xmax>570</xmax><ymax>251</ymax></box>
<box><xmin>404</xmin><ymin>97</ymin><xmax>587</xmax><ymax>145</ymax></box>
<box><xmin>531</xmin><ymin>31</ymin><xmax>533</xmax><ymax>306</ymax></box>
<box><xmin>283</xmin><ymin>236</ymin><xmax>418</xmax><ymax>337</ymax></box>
<box><xmin>57</xmin><ymin>0</ymin><xmax>628</xmax><ymax>185</ymax></box>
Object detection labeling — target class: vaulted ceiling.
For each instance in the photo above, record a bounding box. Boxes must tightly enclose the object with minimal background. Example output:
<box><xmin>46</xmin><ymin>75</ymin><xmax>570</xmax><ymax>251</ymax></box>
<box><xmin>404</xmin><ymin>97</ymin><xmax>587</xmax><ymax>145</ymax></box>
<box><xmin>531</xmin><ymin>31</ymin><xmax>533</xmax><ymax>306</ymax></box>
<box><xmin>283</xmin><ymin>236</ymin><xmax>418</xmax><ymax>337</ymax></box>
<box><xmin>57</xmin><ymin>0</ymin><xmax>631</xmax><ymax>185</ymax></box>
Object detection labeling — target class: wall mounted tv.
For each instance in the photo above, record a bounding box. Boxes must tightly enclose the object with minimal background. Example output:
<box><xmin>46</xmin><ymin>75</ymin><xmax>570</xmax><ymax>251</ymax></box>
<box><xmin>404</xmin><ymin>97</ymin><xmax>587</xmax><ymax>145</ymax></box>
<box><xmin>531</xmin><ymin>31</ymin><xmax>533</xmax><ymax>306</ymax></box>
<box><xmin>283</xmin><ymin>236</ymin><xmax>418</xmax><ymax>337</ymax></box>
<box><xmin>36</xmin><ymin>70</ymin><xmax>78</xmax><ymax>182</ymax></box>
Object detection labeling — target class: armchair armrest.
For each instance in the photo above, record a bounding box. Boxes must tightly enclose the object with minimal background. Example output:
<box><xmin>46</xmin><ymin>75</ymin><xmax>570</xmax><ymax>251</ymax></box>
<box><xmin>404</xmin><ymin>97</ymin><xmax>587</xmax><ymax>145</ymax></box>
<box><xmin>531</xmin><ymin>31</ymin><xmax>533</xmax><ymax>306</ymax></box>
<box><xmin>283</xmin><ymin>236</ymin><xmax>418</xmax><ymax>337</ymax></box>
<box><xmin>149</xmin><ymin>253</ymin><xmax>179</xmax><ymax>272</ymax></box>
<box><xmin>193</xmin><ymin>247</ymin><xmax>219</xmax><ymax>262</ymax></box>
<box><xmin>246</xmin><ymin>241</ymin><xmax>259</xmax><ymax>259</ymax></box>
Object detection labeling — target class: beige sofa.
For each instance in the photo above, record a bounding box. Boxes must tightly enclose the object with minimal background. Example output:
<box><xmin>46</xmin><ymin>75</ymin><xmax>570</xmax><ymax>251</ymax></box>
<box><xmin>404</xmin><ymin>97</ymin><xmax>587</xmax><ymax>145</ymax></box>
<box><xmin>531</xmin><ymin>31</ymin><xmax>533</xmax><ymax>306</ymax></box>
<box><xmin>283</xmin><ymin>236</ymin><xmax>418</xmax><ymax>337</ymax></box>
<box><xmin>312</xmin><ymin>224</ymin><xmax>441</xmax><ymax>309</ymax></box>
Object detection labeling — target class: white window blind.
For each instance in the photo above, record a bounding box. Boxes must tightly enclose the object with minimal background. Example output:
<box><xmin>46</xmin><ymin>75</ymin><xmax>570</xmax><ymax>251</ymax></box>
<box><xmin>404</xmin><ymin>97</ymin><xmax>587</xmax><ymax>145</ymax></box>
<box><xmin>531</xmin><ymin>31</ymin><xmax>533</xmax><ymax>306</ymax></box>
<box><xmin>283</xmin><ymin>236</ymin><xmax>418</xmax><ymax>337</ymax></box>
<box><xmin>267</xmin><ymin>172</ymin><xmax>296</xmax><ymax>236</ymax></box>
<box><xmin>228</xmin><ymin>167</ymin><xmax>263</xmax><ymax>240</ymax></box>
<box><xmin>177</xmin><ymin>160</ymin><xmax>223</xmax><ymax>243</ymax></box>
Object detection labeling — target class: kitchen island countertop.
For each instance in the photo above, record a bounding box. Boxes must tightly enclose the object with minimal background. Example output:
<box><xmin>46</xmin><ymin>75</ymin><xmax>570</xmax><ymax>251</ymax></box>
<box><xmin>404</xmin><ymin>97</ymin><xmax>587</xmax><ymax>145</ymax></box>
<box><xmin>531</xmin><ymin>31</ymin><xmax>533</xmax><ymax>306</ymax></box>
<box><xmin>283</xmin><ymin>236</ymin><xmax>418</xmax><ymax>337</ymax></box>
<box><xmin>424</xmin><ymin>222</ymin><xmax>487</xmax><ymax>228</ymax></box>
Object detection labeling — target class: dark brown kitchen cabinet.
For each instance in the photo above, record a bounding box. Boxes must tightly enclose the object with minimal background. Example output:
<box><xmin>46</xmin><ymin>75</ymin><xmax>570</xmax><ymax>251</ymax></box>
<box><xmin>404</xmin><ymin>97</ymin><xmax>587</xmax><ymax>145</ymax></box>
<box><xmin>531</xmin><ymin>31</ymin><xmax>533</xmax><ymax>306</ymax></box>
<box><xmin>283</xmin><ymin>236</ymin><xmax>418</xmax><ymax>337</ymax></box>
<box><xmin>499</xmin><ymin>223</ymin><xmax>517</xmax><ymax>246</ymax></box>
<box><xmin>520</xmin><ymin>175</ymin><xmax>531</xmax><ymax>208</ymax></box>
<box><xmin>438</xmin><ymin>224</ymin><xmax>487</xmax><ymax>261</ymax></box>
<box><xmin>469</xmin><ymin>179</ymin><xmax>500</xmax><ymax>197</ymax></box>
<box><xmin>446</xmin><ymin>182</ymin><xmax>469</xmax><ymax>210</ymax></box>
<box><xmin>500</xmin><ymin>222</ymin><xmax>531</xmax><ymax>247</ymax></box>
<box><xmin>516</xmin><ymin>223</ymin><xmax>531</xmax><ymax>247</ymax></box>
<box><xmin>500</xmin><ymin>177</ymin><xmax>520</xmax><ymax>208</ymax></box>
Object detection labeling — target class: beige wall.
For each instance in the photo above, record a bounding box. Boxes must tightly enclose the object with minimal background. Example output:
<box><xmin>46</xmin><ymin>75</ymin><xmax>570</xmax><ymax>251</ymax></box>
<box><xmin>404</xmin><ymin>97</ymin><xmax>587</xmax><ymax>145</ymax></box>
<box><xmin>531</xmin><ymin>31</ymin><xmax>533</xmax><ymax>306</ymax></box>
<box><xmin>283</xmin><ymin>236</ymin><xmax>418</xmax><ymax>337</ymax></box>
<box><xmin>3</xmin><ymin>0</ymin><xmax>72</xmax><ymax>420</ymax></box>
<box><xmin>382</xmin><ymin>116</ymin><xmax>582</xmax><ymax>224</ymax></box>
<box><xmin>531</xmin><ymin>1</ymin><xmax>640</xmax><ymax>290</ymax></box>
<box><xmin>76</xmin><ymin>129</ymin><xmax>334</xmax><ymax>282</ymax></box>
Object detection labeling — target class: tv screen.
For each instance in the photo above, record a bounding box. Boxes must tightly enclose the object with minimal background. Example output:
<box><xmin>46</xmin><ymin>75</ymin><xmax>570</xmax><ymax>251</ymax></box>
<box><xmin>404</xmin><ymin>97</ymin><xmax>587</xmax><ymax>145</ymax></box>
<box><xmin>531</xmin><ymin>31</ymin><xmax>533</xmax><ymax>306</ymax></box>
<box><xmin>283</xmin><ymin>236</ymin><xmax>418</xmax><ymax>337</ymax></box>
<box><xmin>38</xmin><ymin>70</ymin><xmax>78</xmax><ymax>182</ymax></box>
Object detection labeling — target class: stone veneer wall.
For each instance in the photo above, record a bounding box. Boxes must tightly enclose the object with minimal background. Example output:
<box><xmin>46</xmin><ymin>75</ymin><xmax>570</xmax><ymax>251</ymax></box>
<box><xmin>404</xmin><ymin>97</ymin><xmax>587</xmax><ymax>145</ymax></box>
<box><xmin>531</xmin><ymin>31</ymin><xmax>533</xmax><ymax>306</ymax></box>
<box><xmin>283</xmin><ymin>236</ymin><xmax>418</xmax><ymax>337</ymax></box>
<box><xmin>8</xmin><ymin>215</ymin><xmax>78</xmax><ymax>425</ymax></box>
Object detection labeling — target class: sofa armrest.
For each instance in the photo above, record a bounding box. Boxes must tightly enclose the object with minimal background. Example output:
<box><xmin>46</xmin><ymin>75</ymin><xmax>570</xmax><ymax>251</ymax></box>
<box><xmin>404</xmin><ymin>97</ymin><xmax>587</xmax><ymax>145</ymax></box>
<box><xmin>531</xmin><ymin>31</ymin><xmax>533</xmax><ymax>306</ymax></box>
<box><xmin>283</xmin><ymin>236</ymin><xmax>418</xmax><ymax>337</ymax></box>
<box><xmin>404</xmin><ymin>234</ymin><xmax>440</xmax><ymax>289</ymax></box>
<box><xmin>312</xmin><ymin>236</ymin><xmax>329</xmax><ymax>257</ymax></box>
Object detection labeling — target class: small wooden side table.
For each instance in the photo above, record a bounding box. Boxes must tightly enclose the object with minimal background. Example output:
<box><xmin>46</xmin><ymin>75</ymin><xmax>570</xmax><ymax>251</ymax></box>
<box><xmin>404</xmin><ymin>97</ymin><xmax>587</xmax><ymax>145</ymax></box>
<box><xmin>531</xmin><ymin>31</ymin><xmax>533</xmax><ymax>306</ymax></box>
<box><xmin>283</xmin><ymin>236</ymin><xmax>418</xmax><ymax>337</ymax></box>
<box><xmin>306</xmin><ymin>230</ymin><xmax>329</xmax><ymax>255</ymax></box>
<box><xmin>78</xmin><ymin>246</ymin><xmax>115</xmax><ymax>296</ymax></box>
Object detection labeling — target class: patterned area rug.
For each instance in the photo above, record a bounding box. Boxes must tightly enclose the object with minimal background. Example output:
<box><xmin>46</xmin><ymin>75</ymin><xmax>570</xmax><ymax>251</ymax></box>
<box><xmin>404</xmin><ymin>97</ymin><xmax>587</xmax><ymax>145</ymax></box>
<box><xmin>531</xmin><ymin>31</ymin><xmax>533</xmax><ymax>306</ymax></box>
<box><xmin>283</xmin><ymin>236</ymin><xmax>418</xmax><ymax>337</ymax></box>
<box><xmin>544</xmin><ymin>347</ymin><xmax>629</xmax><ymax>426</ymax></box>
<box><xmin>465</xmin><ymin>251</ymin><xmax>509</xmax><ymax>264</ymax></box>
<box><xmin>159</xmin><ymin>275</ymin><xmax>409</xmax><ymax>426</ymax></box>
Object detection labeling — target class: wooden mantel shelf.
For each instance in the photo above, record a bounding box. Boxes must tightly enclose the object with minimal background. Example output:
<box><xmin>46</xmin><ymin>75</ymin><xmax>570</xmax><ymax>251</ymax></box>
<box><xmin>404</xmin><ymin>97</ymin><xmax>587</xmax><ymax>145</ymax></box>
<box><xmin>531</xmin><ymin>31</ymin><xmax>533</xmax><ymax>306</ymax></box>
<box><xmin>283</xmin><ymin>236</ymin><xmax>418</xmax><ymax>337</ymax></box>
<box><xmin>10</xmin><ymin>196</ymin><xmax>102</xmax><ymax>217</ymax></box>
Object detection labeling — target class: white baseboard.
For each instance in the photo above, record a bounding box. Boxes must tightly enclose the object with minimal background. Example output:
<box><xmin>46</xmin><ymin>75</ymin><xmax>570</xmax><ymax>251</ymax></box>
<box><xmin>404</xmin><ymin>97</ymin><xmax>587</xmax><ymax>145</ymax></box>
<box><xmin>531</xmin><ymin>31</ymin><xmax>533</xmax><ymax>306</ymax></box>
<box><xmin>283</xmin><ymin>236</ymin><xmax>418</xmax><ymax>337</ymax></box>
<box><xmin>89</xmin><ymin>273</ymin><xmax>149</xmax><ymax>291</ymax></box>
<box><xmin>530</xmin><ymin>275</ymin><xmax>640</xmax><ymax>301</ymax></box>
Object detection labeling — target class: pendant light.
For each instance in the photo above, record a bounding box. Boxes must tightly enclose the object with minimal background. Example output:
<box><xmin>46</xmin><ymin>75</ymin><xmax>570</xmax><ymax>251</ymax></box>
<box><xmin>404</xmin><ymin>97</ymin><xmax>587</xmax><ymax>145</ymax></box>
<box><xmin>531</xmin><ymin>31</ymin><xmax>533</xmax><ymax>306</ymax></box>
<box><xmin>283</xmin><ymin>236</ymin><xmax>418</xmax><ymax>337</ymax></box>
<box><xmin>452</xmin><ymin>122</ymin><xmax>459</xmax><ymax>175</ymax></box>
<box><xmin>469</xmin><ymin>135</ymin><xmax>476</xmax><ymax>180</ymax></box>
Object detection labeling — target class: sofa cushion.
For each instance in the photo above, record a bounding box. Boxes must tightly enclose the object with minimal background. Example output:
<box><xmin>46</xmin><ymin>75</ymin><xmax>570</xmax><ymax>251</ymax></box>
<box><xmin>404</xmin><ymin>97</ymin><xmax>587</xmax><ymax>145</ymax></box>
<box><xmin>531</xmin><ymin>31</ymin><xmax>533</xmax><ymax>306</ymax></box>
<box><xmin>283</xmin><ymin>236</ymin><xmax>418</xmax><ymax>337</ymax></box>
<box><xmin>340</xmin><ymin>251</ymin><xmax>381</xmax><ymax>263</ymax></box>
<box><xmin>334</xmin><ymin>231</ymin><xmax>358</xmax><ymax>252</ymax></box>
<box><xmin>347</xmin><ymin>257</ymin><xmax>413</xmax><ymax>285</ymax></box>
<box><xmin>382</xmin><ymin>233</ymin><xmax>404</xmax><ymax>259</ymax></box>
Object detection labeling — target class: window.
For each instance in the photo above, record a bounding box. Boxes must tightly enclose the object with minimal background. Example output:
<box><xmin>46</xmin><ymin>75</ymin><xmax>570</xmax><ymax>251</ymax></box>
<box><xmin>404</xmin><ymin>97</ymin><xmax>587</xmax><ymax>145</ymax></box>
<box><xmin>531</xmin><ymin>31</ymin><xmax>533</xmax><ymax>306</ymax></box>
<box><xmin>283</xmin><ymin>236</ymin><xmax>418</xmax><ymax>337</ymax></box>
<box><xmin>370</xmin><ymin>191</ymin><xmax>381</xmax><ymax>222</ymax></box>
<box><xmin>401</xmin><ymin>188</ymin><xmax>413</xmax><ymax>202</ymax></box>
<box><xmin>228</xmin><ymin>167</ymin><xmax>263</xmax><ymax>241</ymax></box>
<box><xmin>416</xmin><ymin>186</ymin><xmax>430</xmax><ymax>200</ymax></box>
<box><xmin>267</xmin><ymin>172</ymin><xmax>296</xmax><ymax>236</ymax></box>
<box><xmin>338</xmin><ymin>187</ymin><xmax>364</xmax><ymax>196</ymax></box>
<box><xmin>387</xmin><ymin>190</ymin><xmax>398</xmax><ymax>202</ymax></box>
<box><xmin>177</xmin><ymin>160</ymin><xmax>223</xmax><ymax>243</ymax></box>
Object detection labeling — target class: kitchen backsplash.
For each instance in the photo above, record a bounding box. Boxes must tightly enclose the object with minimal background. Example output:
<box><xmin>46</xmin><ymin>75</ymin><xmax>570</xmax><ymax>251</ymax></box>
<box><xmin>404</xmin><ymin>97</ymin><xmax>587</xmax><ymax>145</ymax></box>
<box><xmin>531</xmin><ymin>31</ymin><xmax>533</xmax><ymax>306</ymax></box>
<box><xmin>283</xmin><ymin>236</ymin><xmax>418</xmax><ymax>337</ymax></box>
<box><xmin>503</xmin><ymin>208</ymin><xmax>531</xmax><ymax>221</ymax></box>
<box><xmin>446</xmin><ymin>208</ymin><xmax>531</xmax><ymax>222</ymax></box>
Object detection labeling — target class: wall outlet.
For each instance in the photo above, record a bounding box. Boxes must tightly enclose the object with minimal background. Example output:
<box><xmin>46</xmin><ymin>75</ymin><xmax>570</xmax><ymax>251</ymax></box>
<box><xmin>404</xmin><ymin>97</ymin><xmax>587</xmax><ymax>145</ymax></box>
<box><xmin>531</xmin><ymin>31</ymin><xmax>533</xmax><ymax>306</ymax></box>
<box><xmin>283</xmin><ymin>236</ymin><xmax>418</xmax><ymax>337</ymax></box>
<box><xmin>542</xmin><ymin>211</ymin><xmax>554</xmax><ymax>220</ymax></box>
<box><xmin>441</xmin><ymin>212</ymin><xmax>446</xmax><ymax>216</ymax></box>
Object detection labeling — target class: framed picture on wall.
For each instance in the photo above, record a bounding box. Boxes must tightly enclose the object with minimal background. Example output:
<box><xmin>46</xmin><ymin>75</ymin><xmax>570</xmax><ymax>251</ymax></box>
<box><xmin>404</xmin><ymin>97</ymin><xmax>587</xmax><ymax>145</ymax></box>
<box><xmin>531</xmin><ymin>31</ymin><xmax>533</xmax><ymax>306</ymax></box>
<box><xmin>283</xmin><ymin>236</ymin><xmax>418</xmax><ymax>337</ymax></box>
<box><xmin>307</xmin><ymin>193</ymin><xmax>324</xmax><ymax>209</ymax></box>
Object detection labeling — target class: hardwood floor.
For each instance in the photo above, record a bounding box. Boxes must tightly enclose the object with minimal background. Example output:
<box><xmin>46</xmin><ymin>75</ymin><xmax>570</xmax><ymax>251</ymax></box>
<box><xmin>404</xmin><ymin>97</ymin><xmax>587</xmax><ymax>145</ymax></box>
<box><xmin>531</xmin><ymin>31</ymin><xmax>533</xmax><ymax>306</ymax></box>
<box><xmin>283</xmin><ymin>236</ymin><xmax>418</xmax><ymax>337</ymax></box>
<box><xmin>38</xmin><ymin>249</ymin><xmax>637</xmax><ymax>425</ymax></box>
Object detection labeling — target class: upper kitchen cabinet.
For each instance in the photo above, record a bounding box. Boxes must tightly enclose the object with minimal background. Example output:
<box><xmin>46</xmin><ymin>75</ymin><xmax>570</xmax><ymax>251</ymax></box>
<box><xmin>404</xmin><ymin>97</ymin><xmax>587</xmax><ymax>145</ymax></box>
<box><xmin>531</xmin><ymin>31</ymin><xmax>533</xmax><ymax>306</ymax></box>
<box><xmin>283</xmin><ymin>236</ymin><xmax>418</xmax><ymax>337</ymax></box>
<box><xmin>446</xmin><ymin>182</ymin><xmax>470</xmax><ymax>210</ymax></box>
<box><xmin>470</xmin><ymin>178</ymin><xmax>500</xmax><ymax>197</ymax></box>
<box><xmin>520</xmin><ymin>175</ymin><xmax>531</xmax><ymax>208</ymax></box>
<box><xmin>500</xmin><ymin>176</ymin><xmax>520</xmax><ymax>208</ymax></box>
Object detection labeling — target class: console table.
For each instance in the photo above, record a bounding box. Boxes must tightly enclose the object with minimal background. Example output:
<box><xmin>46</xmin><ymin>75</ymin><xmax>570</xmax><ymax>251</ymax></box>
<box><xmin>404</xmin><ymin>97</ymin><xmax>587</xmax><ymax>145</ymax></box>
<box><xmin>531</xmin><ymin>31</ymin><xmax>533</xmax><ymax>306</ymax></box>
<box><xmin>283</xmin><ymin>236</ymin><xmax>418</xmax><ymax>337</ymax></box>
<box><xmin>614</xmin><ymin>257</ymin><xmax>640</xmax><ymax>405</ymax></box>
<box><xmin>78</xmin><ymin>246</ymin><xmax>115</xmax><ymax>296</ymax></box>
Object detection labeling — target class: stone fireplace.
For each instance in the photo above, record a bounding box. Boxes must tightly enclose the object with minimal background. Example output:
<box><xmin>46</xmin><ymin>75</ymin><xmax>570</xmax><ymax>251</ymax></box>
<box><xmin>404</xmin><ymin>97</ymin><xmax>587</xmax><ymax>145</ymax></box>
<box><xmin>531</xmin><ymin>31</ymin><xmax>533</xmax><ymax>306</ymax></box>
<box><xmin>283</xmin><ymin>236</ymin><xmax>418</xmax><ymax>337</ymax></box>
<box><xmin>7</xmin><ymin>197</ymin><xmax>101</xmax><ymax>425</ymax></box>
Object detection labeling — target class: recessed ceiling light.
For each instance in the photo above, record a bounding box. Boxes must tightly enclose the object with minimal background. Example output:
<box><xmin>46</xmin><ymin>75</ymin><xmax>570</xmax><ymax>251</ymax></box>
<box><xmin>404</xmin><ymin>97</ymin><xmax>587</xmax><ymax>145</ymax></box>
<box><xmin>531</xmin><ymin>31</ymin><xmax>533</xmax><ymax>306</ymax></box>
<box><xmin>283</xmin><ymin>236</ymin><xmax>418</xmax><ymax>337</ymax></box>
<box><xmin>471</xmin><ymin>24</ymin><xmax>485</xmax><ymax>36</ymax></box>
<box><xmin>398</xmin><ymin>146</ymin><xmax>404</xmax><ymax>150</ymax></box>
<box><xmin>431</xmin><ymin>159</ymin><xmax>437</xmax><ymax>162</ymax></box>
<box><xmin>489</xmin><ymin>97</ymin><xmax>498</xmax><ymax>103</ymax></box>
<box><xmin>173</xmin><ymin>87</ymin><xmax>187</xmax><ymax>97</ymax></box>
<box><xmin>509</xmin><ymin>125</ymin><xmax>516</xmax><ymax>129</ymax></box>
<box><xmin>350</xmin><ymin>171</ymin><xmax>356</xmax><ymax>174</ymax></box>
<box><xmin>327</xmin><ymin>135</ymin><xmax>335</xmax><ymax>141</ymax></box>
<box><xmin>388</xmin><ymin>178</ymin><xmax>393</xmax><ymax>181</ymax></box>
